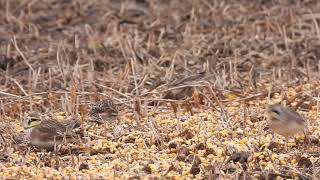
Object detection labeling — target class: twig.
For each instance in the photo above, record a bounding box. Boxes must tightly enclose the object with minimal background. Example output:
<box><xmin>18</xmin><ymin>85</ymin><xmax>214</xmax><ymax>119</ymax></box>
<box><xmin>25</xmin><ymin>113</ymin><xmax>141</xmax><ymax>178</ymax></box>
<box><xmin>205</xmin><ymin>83</ymin><xmax>226</xmax><ymax>114</ymax></box>
<box><xmin>130</xmin><ymin>66</ymin><xmax>140</xmax><ymax>92</ymax></box>
<box><xmin>56</xmin><ymin>42</ymin><xmax>67</xmax><ymax>87</ymax></box>
<box><xmin>0</xmin><ymin>91</ymin><xmax>21</xmax><ymax>98</ymax></box>
<box><xmin>221</xmin><ymin>88</ymin><xmax>282</xmax><ymax>103</ymax></box>
<box><xmin>9</xmin><ymin>77</ymin><xmax>29</xmax><ymax>96</ymax></box>
<box><xmin>12</xmin><ymin>36</ymin><xmax>34</xmax><ymax>72</ymax></box>
<box><xmin>205</xmin><ymin>82</ymin><xmax>229</xmax><ymax>127</ymax></box>
<box><xmin>94</xmin><ymin>83</ymin><xmax>130</xmax><ymax>98</ymax></box>
<box><xmin>198</xmin><ymin>92</ymin><xmax>220</xmax><ymax>112</ymax></box>
<box><xmin>167</xmin><ymin>84</ymin><xmax>205</xmax><ymax>91</ymax></box>
<box><xmin>0</xmin><ymin>132</ymin><xmax>6</xmax><ymax>144</ymax></box>
<box><xmin>283</xmin><ymin>166</ymin><xmax>311</xmax><ymax>180</ymax></box>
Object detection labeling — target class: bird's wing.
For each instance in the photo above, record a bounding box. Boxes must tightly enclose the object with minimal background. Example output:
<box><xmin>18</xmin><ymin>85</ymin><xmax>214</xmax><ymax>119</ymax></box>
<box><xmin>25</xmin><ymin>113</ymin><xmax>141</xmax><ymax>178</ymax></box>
<box><xmin>63</xmin><ymin>116</ymin><xmax>84</xmax><ymax>136</ymax></box>
<box><xmin>286</xmin><ymin>108</ymin><xmax>306</xmax><ymax>125</ymax></box>
<box><xmin>63</xmin><ymin>116</ymin><xmax>81</xmax><ymax>129</ymax></box>
<box><xmin>91</xmin><ymin>99</ymin><xmax>116</xmax><ymax>113</ymax></box>
<box><xmin>38</xmin><ymin>119</ymin><xmax>67</xmax><ymax>134</ymax></box>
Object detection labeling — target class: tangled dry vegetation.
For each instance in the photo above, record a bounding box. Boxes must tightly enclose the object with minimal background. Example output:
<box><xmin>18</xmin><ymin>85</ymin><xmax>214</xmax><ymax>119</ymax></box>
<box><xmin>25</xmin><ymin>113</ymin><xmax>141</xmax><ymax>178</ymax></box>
<box><xmin>1</xmin><ymin>0</ymin><xmax>320</xmax><ymax>179</ymax></box>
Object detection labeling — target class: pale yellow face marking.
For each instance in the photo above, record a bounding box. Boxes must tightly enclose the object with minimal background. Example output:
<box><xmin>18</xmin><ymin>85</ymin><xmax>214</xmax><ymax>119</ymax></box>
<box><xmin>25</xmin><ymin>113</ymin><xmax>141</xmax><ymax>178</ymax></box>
<box><xmin>26</xmin><ymin>117</ymin><xmax>41</xmax><ymax>129</ymax></box>
<box><xmin>268</xmin><ymin>112</ymin><xmax>279</xmax><ymax>121</ymax></box>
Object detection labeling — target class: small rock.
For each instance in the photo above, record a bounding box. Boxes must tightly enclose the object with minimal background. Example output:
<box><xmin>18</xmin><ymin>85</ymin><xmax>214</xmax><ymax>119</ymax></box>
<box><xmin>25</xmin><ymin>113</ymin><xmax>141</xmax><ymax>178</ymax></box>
<box><xmin>235</xmin><ymin>128</ymin><xmax>244</xmax><ymax>135</ymax></box>
<box><xmin>142</xmin><ymin>164</ymin><xmax>152</xmax><ymax>174</ymax></box>
<box><xmin>229</xmin><ymin>151</ymin><xmax>250</xmax><ymax>163</ymax></box>
<box><xmin>178</xmin><ymin>129</ymin><xmax>194</xmax><ymax>140</ymax></box>
<box><xmin>79</xmin><ymin>163</ymin><xmax>89</xmax><ymax>170</ymax></box>
<box><xmin>176</xmin><ymin>146</ymin><xmax>190</xmax><ymax>161</ymax></box>
<box><xmin>190</xmin><ymin>164</ymin><xmax>201</xmax><ymax>175</ymax></box>
<box><xmin>186</xmin><ymin>155</ymin><xmax>202</xmax><ymax>166</ymax></box>
<box><xmin>297</xmin><ymin>156</ymin><xmax>312</xmax><ymax>168</ymax></box>
<box><xmin>195</xmin><ymin>143</ymin><xmax>206</xmax><ymax>150</ymax></box>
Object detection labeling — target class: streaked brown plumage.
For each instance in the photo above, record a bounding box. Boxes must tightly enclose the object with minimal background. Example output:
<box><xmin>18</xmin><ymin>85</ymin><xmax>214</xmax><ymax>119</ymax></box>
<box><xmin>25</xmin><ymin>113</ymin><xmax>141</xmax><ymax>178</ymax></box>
<box><xmin>89</xmin><ymin>99</ymin><xmax>118</xmax><ymax>123</ymax></box>
<box><xmin>23</xmin><ymin>113</ymin><xmax>81</xmax><ymax>150</ymax></box>
<box><xmin>163</xmin><ymin>73</ymin><xmax>206</xmax><ymax>100</ymax></box>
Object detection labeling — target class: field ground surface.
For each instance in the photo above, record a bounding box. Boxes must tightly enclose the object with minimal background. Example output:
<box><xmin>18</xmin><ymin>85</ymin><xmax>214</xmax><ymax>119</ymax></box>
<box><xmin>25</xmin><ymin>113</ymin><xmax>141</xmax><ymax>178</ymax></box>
<box><xmin>1</xmin><ymin>0</ymin><xmax>320</xmax><ymax>179</ymax></box>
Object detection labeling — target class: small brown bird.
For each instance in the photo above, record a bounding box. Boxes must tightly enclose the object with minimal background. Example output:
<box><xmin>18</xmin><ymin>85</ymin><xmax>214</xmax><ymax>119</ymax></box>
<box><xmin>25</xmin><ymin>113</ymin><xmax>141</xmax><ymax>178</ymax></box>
<box><xmin>267</xmin><ymin>104</ymin><xmax>308</xmax><ymax>150</ymax></box>
<box><xmin>23</xmin><ymin>113</ymin><xmax>82</xmax><ymax>150</ymax></box>
<box><xmin>89</xmin><ymin>99</ymin><xmax>118</xmax><ymax>123</ymax></box>
<box><xmin>163</xmin><ymin>72</ymin><xmax>206</xmax><ymax>100</ymax></box>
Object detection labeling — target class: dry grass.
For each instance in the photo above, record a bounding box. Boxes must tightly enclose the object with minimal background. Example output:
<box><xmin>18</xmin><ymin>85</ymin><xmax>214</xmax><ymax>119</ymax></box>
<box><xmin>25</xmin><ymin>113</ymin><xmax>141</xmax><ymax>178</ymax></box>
<box><xmin>1</xmin><ymin>0</ymin><xmax>320</xmax><ymax>179</ymax></box>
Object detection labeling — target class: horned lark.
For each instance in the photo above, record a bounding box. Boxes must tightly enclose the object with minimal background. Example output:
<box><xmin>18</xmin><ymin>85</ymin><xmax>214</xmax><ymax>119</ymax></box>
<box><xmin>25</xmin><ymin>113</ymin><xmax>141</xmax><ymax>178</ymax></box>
<box><xmin>163</xmin><ymin>72</ymin><xmax>206</xmax><ymax>100</ymax></box>
<box><xmin>266</xmin><ymin>104</ymin><xmax>308</xmax><ymax>150</ymax></box>
<box><xmin>23</xmin><ymin>113</ymin><xmax>81</xmax><ymax>150</ymax></box>
<box><xmin>162</xmin><ymin>72</ymin><xmax>208</xmax><ymax>116</ymax></box>
<box><xmin>89</xmin><ymin>99</ymin><xmax>118</xmax><ymax>123</ymax></box>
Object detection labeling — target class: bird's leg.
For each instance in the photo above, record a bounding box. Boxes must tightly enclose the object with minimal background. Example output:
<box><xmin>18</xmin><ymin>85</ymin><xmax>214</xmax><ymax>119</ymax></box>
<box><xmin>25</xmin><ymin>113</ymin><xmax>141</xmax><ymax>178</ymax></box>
<box><xmin>302</xmin><ymin>129</ymin><xmax>310</xmax><ymax>152</ymax></box>
<box><xmin>176</xmin><ymin>114</ymin><xmax>182</xmax><ymax>133</ymax></box>
<box><xmin>270</xmin><ymin>132</ymin><xmax>278</xmax><ymax>149</ymax></box>
<box><xmin>53</xmin><ymin>136</ymin><xmax>58</xmax><ymax>152</ymax></box>
<box><xmin>184</xmin><ymin>101</ymin><xmax>194</xmax><ymax>116</ymax></box>
<box><xmin>271</xmin><ymin>133</ymin><xmax>275</xmax><ymax>142</ymax></box>
<box><xmin>170</xmin><ymin>102</ymin><xmax>178</xmax><ymax>118</ymax></box>
<box><xmin>303</xmin><ymin>129</ymin><xmax>310</xmax><ymax>144</ymax></box>
<box><xmin>170</xmin><ymin>102</ymin><xmax>183</xmax><ymax>133</ymax></box>
<box><xmin>285</xmin><ymin>137</ymin><xmax>289</xmax><ymax>152</ymax></box>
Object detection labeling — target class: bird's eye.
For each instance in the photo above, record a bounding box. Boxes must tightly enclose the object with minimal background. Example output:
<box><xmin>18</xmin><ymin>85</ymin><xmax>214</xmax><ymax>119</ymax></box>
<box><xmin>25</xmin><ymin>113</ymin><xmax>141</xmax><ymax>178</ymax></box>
<box><xmin>271</xmin><ymin>109</ymin><xmax>280</xmax><ymax>115</ymax></box>
<box><xmin>29</xmin><ymin>117</ymin><xmax>40</xmax><ymax>122</ymax></box>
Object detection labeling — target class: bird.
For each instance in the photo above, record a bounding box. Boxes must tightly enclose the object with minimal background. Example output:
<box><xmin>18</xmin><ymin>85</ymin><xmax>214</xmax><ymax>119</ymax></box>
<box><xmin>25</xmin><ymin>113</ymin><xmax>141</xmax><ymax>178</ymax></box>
<box><xmin>162</xmin><ymin>72</ymin><xmax>208</xmax><ymax>116</ymax></box>
<box><xmin>163</xmin><ymin>72</ymin><xmax>207</xmax><ymax>100</ymax></box>
<box><xmin>88</xmin><ymin>99</ymin><xmax>118</xmax><ymax>123</ymax></box>
<box><xmin>266</xmin><ymin>104</ymin><xmax>308</xmax><ymax>150</ymax></box>
<box><xmin>22</xmin><ymin>113</ymin><xmax>82</xmax><ymax>150</ymax></box>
